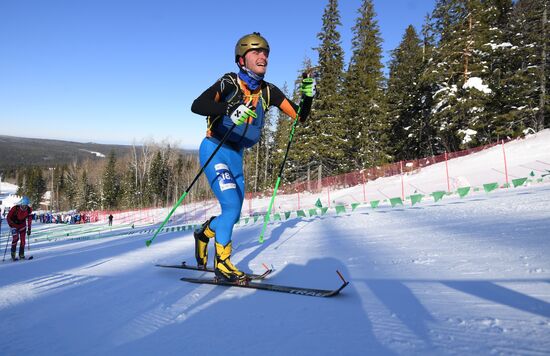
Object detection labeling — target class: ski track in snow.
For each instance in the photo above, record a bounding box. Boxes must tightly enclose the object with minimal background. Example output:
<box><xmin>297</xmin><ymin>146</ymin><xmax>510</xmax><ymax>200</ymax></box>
<box><xmin>0</xmin><ymin>184</ymin><xmax>549</xmax><ymax>355</ymax></box>
<box><xmin>1</xmin><ymin>130</ymin><xmax>550</xmax><ymax>355</ymax></box>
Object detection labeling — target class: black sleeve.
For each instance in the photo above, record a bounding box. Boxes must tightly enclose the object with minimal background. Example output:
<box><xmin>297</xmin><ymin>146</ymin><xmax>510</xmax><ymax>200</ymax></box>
<box><xmin>298</xmin><ymin>95</ymin><xmax>313</xmax><ymax>122</ymax></box>
<box><xmin>191</xmin><ymin>74</ymin><xmax>240</xmax><ymax>117</ymax></box>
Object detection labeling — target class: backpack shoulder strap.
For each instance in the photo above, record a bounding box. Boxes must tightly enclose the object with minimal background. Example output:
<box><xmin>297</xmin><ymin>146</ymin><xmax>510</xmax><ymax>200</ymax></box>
<box><xmin>262</xmin><ymin>83</ymin><xmax>270</xmax><ymax>109</ymax></box>
<box><xmin>207</xmin><ymin>73</ymin><xmax>240</xmax><ymax>135</ymax></box>
<box><xmin>220</xmin><ymin>72</ymin><xmax>240</xmax><ymax>103</ymax></box>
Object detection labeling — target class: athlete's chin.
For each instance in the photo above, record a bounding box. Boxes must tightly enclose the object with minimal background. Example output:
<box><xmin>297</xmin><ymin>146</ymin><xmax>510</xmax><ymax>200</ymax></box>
<box><xmin>252</xmin><ymin>66</ymin><xmax>267</xmax><ymax>76</ymax></box>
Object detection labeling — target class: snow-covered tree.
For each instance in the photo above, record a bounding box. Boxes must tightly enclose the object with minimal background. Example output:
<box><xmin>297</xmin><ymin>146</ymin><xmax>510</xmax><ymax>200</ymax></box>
<box><xmin>343</xmin><ymin>0</ymin><xmax>388</xmax><ymax>169</ymax></box>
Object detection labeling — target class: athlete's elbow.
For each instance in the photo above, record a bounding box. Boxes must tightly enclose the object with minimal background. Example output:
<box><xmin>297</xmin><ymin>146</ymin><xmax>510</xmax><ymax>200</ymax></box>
<box><xmin>190</xmin><ymin>99</ymin><xmax>201</xmax><ymax>115</ymax></box>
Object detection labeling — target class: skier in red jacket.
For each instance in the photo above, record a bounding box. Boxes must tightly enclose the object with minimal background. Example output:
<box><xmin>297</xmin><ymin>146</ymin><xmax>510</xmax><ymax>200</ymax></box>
<box><xmin>7</xmin><ymin>196</ymin><xmax>33</xmax><ymax>261</ymax></box>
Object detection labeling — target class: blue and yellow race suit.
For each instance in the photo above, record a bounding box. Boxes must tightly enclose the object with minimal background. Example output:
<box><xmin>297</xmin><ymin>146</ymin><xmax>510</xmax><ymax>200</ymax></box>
<box><xmin>191</xmin><ymin>72</ymin><xmax>312</xmax><ymax>246</ymax></box>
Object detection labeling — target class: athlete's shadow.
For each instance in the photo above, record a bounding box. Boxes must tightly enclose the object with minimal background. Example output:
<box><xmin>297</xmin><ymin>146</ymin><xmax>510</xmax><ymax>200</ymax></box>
<box><xmin>234</xmin><ymin>217</ymin><xmax>308</xmax><ymax>273</ymax></box>
<box><xmin>113</xmin><ymin>257</ymin><xmax>394</xmax><ymax>355</ymax></box>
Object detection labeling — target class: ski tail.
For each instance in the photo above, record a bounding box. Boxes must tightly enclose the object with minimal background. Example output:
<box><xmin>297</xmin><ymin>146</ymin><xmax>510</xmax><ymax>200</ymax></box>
<box><xmin>181</xmin><ymin>270</ymin><xmax>349</xmax><ymax>298</ymax></box>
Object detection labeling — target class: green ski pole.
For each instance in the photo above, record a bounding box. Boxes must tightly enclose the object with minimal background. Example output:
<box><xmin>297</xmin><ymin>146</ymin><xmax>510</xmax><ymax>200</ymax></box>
<box><xmin>258</xmin><ymin>118</ymin><xmax>300</xmax><ymax>243</ymax></box>
<box><xmin>259</xmin><ymin>72</ymin><xmax>311</xmax><ymax>243</ymax></box>
<box><xmin>145</xmin><ymin>123</ymin><xmax>237</xmax><ymax>247</ymax></box>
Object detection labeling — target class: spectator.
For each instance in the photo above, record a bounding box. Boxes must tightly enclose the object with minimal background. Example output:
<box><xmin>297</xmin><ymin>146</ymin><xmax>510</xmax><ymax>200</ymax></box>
<box><xmin>6</xmin><ymin>196</ymin><xmax>33</xmax><ymax>260</ymax></box>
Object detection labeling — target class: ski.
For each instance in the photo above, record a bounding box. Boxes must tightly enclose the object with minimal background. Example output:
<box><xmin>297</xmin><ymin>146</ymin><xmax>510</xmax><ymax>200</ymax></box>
<box><xmin>11</xmin><ymin>256</ymin><xmax>33</xmax><ymax>262</ymax></box>
<box><xmin>156</xmin><ymin>261</ymin><xmax>272</xmax><ymax>280</ymax></box>
<box><xmin>180</xmin><ymin>270</ymin><xmax>349</xmax><ymax>298</ymax></box>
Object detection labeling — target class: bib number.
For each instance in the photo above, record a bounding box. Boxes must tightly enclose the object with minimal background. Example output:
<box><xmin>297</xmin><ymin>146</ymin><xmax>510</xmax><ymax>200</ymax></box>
<box><xmin>215</xmin><ymin>164</ymin><xmax>236</xmax><ymax>191</ymax></box>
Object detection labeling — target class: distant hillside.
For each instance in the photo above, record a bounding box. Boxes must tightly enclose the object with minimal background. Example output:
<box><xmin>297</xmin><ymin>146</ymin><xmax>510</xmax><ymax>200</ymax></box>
<box><xmin>0</xmin><ymin>135</ymin><xmax>196</xmax><ymax>171</ymax></box>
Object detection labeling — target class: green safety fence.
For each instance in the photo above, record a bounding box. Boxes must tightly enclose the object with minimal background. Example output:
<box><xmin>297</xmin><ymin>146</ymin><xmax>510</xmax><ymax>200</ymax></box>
<box><xmin>390</xmin><ymin>197</ymin><xmax>403</xmax><ymax>207</ymax></box>
<box><xmin>457</xmin><ymin>186</ymin><xmax>471</xmax><ymax>198</ymax></box>
<box><xmin>410</xmin><ymin>194</ymin><xmax>424</xmax><ymax>206</ymax></box>
<box><xmin>483</xmin><ymin>182</ymin><xmax>499</xmax><ymax>193</ymax></box>
<box><xmin>335</xmin><ymin>205</ymin><xmax>346</xmax><ymax>214</ymax></box>
<box><xmin>33</xmin><ymin>173</ymin><xmax>548</xmax><ymax>246</ymax></box>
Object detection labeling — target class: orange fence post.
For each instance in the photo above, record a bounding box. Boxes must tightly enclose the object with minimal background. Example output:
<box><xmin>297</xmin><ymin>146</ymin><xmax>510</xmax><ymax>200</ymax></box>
<box><xmin>400</xmin><ymin>161</ymin><xmax>405</xmax><ymax>201</ymax></box>
<box><xmin>445</xmin><ymin>151</ymin><xmax>451</xmax><ymax>192</ymax></box>
<box><xmin>502</xmin><ymin>140</ymin><xmax>509</xmax><ymax>185</ymax></box>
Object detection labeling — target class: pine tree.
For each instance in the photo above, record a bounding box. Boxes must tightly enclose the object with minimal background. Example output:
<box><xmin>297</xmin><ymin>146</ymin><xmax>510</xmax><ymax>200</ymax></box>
<box><xmin>17</xmin><ymin>167</ymin><xmax>46</xmax><ymax>209</ymax></box>
<box><xmin>475</xmin><ymin>0</ymin><xmax>517</xmax><ymax>141</ymax></box>
<box><xmin>63</xmin><ymin>163</ymin><xmax>79</xmax><ymax>210</ymax></box>
<box><xmin>172</xmin><ymin>155</ymin><xmax>184</xmax><ymax>206</ymax></box>
<box><xmin>148</xmin><ymin>151</ymin><xmax>168</xmax><ymax>207</ymax></box>
<box><xmin>386</xmin><ymin>25</ymin><xmax>426</xmax><ymax>160</ymax></box>
<box><xmin>427</xmin><ymin>0</ymin><xmax>500</xmax><ymax>150</ymax></box>
<box><xmin>121</xmin><ymin>164</ymin><xmax>138</xmax><ymax>208</ymax></box>
<box><xmin>102</xmin><ymin>150</ymin><xmax>120</xmax><ymax>209</ymax></box>
<box><xmin>76</xmin><ymin>170</ymin><xmax>97</xmax><ymax>211</ymax></box>
<box><xmin>52</xmin><ymin>165</ymin><xmax>64</xmax><ymax>211</ymax></box>
<box><xmin>415</xmin><ymin>14</ymin><xmax>443</xmax><ymax>157</ymax></box>
<box><xmin>503</xmin><ymin>0</ymin><xmax>549</xmax><ymax>133</ymax></box>
<box><xmin>343</xmin><ymin>0</ymin><xmax>388</xmax><ymax>169</ymax></box>
<box><xmin>294</xmin><ymin>0</ymin><xmax>347</xmax><ymax>176</ymax></box>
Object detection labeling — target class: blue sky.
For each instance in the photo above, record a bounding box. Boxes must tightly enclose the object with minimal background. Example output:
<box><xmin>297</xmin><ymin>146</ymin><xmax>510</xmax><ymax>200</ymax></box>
<box><xmin>0</xmin><ymin>0</ymin><xmax>435</xmax><ymax>149</ymax></box>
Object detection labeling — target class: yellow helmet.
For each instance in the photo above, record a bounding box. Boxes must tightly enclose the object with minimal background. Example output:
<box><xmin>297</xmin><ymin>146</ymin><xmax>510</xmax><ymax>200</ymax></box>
<box><xmin>234</xmin><ymin>32</ymin><xmax>270</xmax><ymax>63</ymax></box>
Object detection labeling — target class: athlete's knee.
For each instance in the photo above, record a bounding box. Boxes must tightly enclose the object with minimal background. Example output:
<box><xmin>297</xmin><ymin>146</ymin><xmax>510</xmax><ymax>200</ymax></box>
<box><xmin>233</xmin><ymin>213</ymin><xmax>241</xmax><ymax>225</ymax></box>
<box><xmin>221</xmin><ymin>207</ymin><xmax>240</xmax><ymax>225</ymax></box>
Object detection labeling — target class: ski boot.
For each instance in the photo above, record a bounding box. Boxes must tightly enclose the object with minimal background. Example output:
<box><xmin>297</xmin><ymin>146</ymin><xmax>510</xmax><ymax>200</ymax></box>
<box><xmin>194</xmin><ymin>216</ymin><xmax>215</xmax><ymax>269</ymax></box>
<box><xmin>214</xmin><ymin>241</ymin><xmax>247</xmax><ymax>283</ymax></box>
<box><xmin>11</xmin><ymin>251</ymin><xmax>17</xmax><ymax>261</ymax></box>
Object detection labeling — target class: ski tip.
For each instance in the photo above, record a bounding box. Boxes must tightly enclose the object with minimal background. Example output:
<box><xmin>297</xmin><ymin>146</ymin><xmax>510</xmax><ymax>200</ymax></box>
<box><xmin>336</xmin><ymin>270</ymin><xmax>348</xmax><ymax>284</ymax></box>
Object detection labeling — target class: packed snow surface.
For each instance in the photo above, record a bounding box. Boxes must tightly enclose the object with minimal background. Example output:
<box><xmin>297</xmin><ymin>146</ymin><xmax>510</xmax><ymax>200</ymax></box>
<box><xmin>1</xmin><ymin>131</ymin><xmax>550</xmax><ymax>355</ymax></box>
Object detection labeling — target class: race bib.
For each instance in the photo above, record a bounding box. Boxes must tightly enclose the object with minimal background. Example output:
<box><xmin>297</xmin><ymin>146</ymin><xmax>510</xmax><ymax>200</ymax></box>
<box><xmin>215</xmin><ymin>163</ymin><xmax>236</xmax><ymax>191</ymax></box>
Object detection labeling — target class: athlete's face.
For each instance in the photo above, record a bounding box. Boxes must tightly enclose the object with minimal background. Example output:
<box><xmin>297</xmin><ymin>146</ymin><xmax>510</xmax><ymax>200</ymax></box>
<box><xmin>242</xmin><ymin>49</ymin><xmax>269</xmax><ymax>76</ymax></box>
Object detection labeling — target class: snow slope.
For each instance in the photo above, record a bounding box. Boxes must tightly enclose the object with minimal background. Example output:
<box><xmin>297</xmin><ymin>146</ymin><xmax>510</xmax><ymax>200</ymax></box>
<box><xmin>1</xmin><ymin>132</ymin><xmax>550</xmax><ymax>355</ymax></box>
<box><xmin>192</xmin><ymin>129</ymin><xmax>550</xmax><ymax>219</ymax></box>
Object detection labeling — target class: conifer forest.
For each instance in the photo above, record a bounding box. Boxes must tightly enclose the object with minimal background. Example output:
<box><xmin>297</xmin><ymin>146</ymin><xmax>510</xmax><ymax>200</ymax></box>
<box><xmin>8</xmin><ymin>0</ymin><xmax>549</xmax><ymax>212</ymax></box>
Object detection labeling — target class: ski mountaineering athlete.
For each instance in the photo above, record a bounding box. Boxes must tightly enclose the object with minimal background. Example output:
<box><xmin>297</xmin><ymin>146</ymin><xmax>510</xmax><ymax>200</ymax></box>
<box><xmin>6</xmin><ymin>196</ymin><xmax>33</xmax><ymax>261</ymax></box>
<box><xmin>190</xmin><ymin>32</ymin><xmax>315</xmax><ymax>282</ymax></box>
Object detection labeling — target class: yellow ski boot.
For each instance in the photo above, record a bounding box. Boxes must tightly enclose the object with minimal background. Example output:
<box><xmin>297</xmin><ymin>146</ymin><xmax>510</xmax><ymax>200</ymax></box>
<box><xmin>214</xmin><ymin>241</ymin><xmax>247</xmax><ymax>283</ymax></box>
<box><xmin>194</xmin><ymin>217</ymin><xmax>215</xmax><ymax>269</ymax></box>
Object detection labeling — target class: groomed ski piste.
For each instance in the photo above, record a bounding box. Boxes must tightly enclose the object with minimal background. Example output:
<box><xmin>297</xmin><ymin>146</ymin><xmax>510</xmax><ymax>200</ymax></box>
<box><xmin>1</xmin><ymin>130</ymin><xmax>550</xmax><ymax>355</ymax></box>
